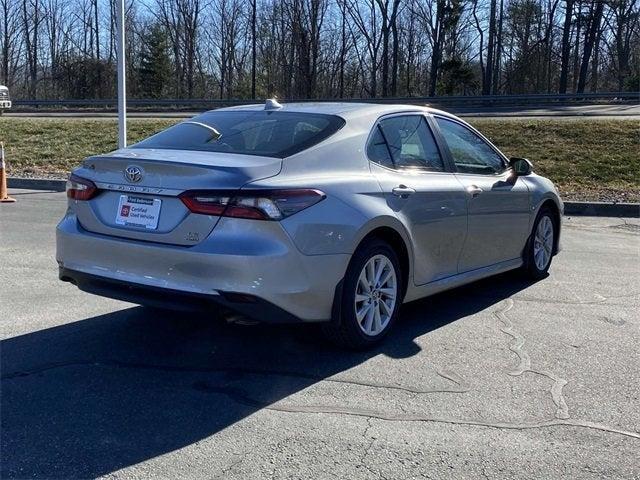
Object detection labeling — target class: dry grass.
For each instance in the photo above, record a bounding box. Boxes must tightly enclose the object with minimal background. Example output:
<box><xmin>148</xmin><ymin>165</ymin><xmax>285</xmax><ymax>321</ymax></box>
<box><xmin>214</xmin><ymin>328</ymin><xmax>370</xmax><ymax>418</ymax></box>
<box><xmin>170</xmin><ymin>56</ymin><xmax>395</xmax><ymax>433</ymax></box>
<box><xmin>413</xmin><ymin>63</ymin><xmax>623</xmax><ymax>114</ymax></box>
<box><xmin>0</xmin><ymin>117</ymin><xmax>638</xmax><ymax>202</ymax></box>
<box><xmin>0</xmin><ymin>118</ymin><xmax>177</xmax><ymax>177</ymax></box>
<box><xmin>471</xmin><ymin>119</ymin><xmax>640</xmax><ymax>202</ymax></box>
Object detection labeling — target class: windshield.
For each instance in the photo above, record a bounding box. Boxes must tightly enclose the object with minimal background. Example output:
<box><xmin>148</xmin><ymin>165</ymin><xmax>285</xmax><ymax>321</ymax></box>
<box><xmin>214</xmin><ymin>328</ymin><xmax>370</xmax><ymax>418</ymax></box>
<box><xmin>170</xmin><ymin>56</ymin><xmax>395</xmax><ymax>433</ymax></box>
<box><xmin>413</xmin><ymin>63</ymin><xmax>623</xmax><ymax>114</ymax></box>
<box><xmin>131</xmin><ymin>110</ymin><xmax>345</xmax><ymax>158</ymax></box>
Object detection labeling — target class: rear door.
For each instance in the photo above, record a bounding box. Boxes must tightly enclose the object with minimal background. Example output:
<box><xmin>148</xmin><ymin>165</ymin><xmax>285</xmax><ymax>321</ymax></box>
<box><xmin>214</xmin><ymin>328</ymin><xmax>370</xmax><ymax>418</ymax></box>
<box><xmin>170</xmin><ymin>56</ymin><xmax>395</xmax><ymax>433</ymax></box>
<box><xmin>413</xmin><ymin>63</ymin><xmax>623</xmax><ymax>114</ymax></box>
<box><xmin>368</xmin><ymin>113</ymin><xmax>467</xmax><ymax>285</ymax></box>
<box><xmin>432</xmin><ymin>115</ymin><xmax>531</xmax><ymax>272</ymax></box>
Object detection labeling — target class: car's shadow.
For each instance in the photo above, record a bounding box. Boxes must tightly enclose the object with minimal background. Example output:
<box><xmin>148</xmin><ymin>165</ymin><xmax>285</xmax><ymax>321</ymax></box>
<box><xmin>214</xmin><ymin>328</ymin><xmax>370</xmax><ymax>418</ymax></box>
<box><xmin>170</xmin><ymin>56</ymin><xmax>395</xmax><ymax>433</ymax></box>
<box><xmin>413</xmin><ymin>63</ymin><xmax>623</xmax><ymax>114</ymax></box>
<box><xmin>1</xmin><ymin>271</ymin><xmax>536</xmax><ymax>478</ymax></box>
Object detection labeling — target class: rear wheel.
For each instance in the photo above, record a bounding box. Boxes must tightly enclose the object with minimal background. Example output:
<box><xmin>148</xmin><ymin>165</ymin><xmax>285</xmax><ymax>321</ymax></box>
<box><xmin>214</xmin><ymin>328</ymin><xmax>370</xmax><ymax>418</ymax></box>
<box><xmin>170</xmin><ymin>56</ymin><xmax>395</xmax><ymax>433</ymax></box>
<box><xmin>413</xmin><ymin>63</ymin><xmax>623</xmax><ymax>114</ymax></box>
<box><xmin>523</xmin><ymin>208</ymin><xmax>555</xmax><ymax>279</ymax></box>
<box><xmin>322</xmin><ymin>239</ymin><xmax>402</xmax><ymax>349</ymax></box>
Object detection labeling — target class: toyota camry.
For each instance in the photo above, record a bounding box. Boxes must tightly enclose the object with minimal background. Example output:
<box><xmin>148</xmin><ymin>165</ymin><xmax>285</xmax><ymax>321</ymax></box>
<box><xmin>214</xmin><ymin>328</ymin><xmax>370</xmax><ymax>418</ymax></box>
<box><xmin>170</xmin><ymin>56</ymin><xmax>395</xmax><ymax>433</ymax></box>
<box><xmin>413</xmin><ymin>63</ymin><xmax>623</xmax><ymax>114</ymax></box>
<box><xmin>57</xmin><ymin>101</ymin><xmax>563</xmax><ymax>348</ymax></box>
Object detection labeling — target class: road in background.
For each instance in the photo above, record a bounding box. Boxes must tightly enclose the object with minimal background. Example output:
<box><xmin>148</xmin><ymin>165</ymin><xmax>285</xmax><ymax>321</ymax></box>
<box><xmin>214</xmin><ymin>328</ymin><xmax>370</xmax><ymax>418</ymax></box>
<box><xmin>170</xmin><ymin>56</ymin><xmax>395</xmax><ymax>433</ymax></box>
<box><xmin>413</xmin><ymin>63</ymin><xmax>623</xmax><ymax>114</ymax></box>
<box><xmin>1</xmin><ymin>190</ymin><xmax>639</xmax><ymax>479</ymax></box>
<box><xmin>3</xmin><ymin>103</ymin><xmax>639</xmax><ymax>120</ymax></box>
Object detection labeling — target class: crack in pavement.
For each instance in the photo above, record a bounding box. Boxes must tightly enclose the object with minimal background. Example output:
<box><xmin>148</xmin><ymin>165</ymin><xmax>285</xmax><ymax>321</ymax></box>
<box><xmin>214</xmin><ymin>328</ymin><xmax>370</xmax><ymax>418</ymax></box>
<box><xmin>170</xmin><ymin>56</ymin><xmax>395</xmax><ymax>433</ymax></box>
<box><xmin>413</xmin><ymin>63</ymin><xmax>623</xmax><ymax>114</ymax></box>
<box><xmin>356</xmin><ymin>418</ymin><xmax>380</xmax><ymax>479</ymax></box>
<box><xmin>3</xmin><ymin>351</ymin><xmax>638</xmax><ymax>441</ymax></box>
<box><xmin>513</xmin><ymin>291</ymin><xmax>640</xmax><ymax>306</ymax></box>
<box><xmin>197</xmin><ymin>384</ymin><xmax>640</xmax><ymax>440</ymax></box>
<box><xmin>494</xmin><ymin>299</ymin><xmax>570</xmax><ymax>420</ymax></box>
<box><xmin>5</xmin><ymin>296</ymin><xmax>638</xmax><ymax>443</ymax></box>
<box><xmin>211</xmin><ymin>452</ymin><xmax>248</xmax><ymax>480</ymax></box>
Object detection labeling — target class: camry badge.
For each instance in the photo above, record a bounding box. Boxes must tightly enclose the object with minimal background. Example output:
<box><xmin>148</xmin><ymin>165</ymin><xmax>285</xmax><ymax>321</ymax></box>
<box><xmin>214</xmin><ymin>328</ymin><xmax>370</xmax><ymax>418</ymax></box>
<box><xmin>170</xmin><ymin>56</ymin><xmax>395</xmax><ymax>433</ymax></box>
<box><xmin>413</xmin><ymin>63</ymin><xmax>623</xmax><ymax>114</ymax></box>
<box><xmin>124</xmin><ymin>165</ymin><xmax>143</xmax><ymax>183</ymax></box>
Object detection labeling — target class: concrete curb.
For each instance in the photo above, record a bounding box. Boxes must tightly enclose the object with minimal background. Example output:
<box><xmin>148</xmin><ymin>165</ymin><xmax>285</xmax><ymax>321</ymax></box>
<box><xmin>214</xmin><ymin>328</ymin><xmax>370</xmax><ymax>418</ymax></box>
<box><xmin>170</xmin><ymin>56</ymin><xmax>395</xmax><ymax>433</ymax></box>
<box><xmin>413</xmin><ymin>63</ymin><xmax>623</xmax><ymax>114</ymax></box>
<box><xmin>8</xmin><ymin>177</ymin><xmax>66</xmax><ymax>192</ymax></box>
<box><xmin>7</xmin><ymin>176</ymin><xmax>640</xmax><ymax>218</ymax></box>
<box><xmin>564</xmin><ymin>201</ymin><xmax>639</xmax><ymax>218</ymax></box>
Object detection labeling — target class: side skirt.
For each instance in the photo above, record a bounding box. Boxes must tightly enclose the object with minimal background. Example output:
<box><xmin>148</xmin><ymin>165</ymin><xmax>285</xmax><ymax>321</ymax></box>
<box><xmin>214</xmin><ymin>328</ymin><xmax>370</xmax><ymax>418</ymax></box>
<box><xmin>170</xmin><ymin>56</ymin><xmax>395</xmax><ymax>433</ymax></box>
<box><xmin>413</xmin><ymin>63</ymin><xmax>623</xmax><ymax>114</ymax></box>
<box><xmin>403</xmin><ymin>258</ymin><xmax>523</xmax><ymax>303</ymax></box>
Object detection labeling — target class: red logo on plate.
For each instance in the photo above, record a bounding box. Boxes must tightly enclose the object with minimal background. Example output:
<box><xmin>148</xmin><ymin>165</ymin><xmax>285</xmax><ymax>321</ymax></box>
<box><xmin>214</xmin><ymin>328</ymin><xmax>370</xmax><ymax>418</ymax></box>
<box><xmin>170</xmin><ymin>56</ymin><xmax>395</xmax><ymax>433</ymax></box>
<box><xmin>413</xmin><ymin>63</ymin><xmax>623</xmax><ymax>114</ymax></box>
<box><xmin>120</xmin><ymin>205</ymin><xmax>131</xmax><ymax>217</ymax></box>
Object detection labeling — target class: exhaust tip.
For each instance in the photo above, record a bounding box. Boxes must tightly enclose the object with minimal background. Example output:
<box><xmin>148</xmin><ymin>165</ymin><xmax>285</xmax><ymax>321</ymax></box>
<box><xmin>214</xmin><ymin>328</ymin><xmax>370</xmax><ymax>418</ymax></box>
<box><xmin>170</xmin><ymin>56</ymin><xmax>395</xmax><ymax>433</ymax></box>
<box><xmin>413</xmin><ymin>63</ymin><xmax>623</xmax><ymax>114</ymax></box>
<box><xmin>223</xmin><ymin>313</ymin><xmax>260</xmax><ymax>326</ymax></box>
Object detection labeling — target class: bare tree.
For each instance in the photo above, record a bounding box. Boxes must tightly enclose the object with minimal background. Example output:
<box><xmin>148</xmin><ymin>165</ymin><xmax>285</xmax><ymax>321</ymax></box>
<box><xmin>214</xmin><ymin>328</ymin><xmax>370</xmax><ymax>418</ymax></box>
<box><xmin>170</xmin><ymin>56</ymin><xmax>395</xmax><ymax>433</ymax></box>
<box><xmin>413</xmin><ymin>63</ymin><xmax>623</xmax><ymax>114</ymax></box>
<box><xmin>577</xmin><ymin>0</ymin><xmax>604</xmax><ymax>92</ymax></box>
<box><xmin>1</xmin><ymin>0</ymin><xmax>638</xmax><ymax>100</ymax></box>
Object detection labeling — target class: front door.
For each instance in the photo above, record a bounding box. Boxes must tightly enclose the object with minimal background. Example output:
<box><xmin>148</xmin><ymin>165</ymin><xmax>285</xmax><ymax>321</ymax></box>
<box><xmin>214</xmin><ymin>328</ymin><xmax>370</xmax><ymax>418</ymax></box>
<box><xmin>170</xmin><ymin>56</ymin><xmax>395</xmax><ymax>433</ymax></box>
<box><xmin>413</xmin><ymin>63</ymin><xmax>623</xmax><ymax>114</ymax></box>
<box><xmin>367</xmin><ymin>114</ymin><xmax>468</xmax><ymax>285</ymax></box>
<box><xmin>433</xmin><ymin>116</ymin><xmax>531</xmax><ymax>272</ymax></box>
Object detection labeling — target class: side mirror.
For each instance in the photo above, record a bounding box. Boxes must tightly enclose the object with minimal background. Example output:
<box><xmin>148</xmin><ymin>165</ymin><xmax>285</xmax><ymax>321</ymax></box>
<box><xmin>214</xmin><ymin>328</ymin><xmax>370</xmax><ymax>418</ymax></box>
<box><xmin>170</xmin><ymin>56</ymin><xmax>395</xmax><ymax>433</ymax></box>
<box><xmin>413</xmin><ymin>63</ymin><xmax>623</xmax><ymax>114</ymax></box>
<box><xmin>510</xmin><ymin>157</ymin><xmax>533</xmax><ymax>176</ymax></box>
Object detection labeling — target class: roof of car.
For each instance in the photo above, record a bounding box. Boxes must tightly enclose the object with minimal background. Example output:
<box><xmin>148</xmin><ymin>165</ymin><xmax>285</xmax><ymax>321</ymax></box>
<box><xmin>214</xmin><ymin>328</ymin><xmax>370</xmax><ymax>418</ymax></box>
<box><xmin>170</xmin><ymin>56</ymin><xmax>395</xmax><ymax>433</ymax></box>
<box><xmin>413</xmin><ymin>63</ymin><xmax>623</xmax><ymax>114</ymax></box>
<box><xmin>216</xmin><ymin>101</ymin><xmax>453</xmax><ymax>119</ymax></box>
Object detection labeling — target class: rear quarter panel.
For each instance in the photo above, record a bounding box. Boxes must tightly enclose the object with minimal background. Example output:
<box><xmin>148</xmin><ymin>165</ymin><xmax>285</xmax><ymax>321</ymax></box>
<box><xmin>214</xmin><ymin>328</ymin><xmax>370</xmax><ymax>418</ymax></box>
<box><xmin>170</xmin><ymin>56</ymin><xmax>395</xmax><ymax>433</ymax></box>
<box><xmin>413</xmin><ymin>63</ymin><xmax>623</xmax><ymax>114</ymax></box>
<box><xmin>246</xmin><ymin>110</ymin><xmax>413</xmax><ymax>258</ymax></box>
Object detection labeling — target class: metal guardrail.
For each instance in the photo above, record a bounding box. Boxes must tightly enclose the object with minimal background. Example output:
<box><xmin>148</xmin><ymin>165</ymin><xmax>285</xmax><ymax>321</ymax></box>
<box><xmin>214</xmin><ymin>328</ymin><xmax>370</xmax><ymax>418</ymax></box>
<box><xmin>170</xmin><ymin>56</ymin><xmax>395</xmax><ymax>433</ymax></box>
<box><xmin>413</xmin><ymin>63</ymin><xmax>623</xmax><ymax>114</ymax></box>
<box><xmin>11</xmin><ymin>92</ymin><xmax>639</xmax><ymax>110</ymax></box>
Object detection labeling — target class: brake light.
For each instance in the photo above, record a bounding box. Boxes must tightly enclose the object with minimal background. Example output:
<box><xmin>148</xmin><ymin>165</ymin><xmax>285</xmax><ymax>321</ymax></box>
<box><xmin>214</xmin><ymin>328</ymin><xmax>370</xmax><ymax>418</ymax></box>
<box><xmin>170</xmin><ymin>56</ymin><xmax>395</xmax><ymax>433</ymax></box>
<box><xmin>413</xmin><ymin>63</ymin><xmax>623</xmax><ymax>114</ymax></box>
<box><xmin>179</xmin><ymin>189</ymin><xmax>326</xmax><ymax>220</ymax></box>
<box><xmin>66</xmin><ymin>174</ymin><xmax>98</xmax><ymax>200</ymax></box>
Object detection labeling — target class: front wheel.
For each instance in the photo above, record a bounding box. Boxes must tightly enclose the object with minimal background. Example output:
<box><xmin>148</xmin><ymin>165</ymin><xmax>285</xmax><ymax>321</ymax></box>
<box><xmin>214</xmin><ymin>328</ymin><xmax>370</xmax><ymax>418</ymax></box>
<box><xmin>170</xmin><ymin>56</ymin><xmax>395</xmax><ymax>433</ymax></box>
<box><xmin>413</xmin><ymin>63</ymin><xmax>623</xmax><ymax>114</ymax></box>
<box><xmin>523</xmin><ymin>208</ymin><xmax>556</xmax><ymax>279</ymax></box>
<box><xmin>322</xmin><ymin>239</ymin><xmax>403</xmax><ymax>349</ymax></box>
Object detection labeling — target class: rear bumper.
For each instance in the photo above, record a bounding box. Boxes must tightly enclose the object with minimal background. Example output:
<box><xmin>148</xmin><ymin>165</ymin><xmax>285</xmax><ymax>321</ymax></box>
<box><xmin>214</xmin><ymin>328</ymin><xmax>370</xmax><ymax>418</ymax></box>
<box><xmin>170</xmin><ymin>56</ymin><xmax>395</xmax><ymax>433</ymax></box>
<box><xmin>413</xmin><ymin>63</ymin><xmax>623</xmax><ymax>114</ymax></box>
<box><xmin>0</xmin><ymin>100</ymin><xmax>10</xmax><ymax>109</ymax></box>
<box><xmin>56</xmin><ymin>213</ymin><xmax>350</xmax><ymax>322</ymax></box>
<box><xmin>59</xmin><ymin>267</ymin><xmax>302</xmax><ymax>323</ymax></box>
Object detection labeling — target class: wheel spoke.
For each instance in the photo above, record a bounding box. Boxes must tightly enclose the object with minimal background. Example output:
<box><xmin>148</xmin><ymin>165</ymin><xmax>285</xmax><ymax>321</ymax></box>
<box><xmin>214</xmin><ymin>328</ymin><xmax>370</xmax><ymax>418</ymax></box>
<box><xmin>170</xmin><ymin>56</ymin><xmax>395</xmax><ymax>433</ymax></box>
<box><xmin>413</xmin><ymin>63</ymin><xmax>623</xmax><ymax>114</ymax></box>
<box><xmin>373</xmin><ymin>262</ymin><xmax>384</xmax><ymax>287</ymax></box>
<box><xmin>358</xmin><ymin>274</ymin><xmax>371</xmax><ymax>293</ymax></box>
<box><xmin>379</xmin><ymin>299</ymin><xmax>392</xmax><ymax>317</ymax></box>
<box><xmin>366</xmin><ymin>260</ymin><xmax>375</xmax><ymax>286</ymax></box>
<box><xmin>373</xmin><ymin>305</ymin><xmax>382</xmax><ymax>333</ymax></box>
<box><xmin>357</xmin><ymin>302</ymin><xmax>371</xmax><ymax>322</ymax></box>
<box><xmin>355</xmin><ymin>293</ymin><xmax>369</xmax><ymax>303</ymax></box>
<box><xmin>378</xmin><ymin>269</ymin><xmax>393</xmax><ymax>288</ymax></box>
<box><xmin>363</xmin><ymin>304</ymin><xmax>374</xmax><ymax>332</ymax></box>
<box><xmin>379</xmin><ymin>287</ymin><xmax>396</xmax><ymax>300</ymax></box>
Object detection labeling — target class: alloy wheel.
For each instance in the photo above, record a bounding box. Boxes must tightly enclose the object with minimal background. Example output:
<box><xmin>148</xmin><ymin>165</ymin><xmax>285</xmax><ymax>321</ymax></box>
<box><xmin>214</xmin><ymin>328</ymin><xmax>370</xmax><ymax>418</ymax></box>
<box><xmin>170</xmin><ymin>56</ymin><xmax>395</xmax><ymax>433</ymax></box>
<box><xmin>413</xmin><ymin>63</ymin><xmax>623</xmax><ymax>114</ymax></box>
<box><xmin>533</xmin><ymin>215</ymin><xmax>554</xmax><ymax>271</ymax></box>
<box><xmin>354</xmin><ymin>254</ymin><xmax>398</xmax><ymax>336</ymax></box>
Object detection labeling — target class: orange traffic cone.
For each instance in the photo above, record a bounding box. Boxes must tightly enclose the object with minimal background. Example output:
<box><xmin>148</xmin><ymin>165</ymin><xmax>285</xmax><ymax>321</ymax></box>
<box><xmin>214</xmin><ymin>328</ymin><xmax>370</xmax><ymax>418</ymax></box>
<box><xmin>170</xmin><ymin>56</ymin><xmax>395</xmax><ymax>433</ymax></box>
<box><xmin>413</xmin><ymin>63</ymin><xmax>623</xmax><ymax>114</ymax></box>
<box><xmin>1</xmin><ymin>142</ymin><xmax>16</xmax><ymax>203</ymax></box>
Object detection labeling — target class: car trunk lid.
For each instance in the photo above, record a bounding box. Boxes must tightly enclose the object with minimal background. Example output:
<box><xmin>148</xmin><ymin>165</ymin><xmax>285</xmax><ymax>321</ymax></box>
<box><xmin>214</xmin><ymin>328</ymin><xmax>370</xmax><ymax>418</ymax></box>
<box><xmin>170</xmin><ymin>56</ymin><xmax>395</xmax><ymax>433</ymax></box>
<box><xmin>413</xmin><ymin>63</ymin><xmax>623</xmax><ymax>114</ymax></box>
<box><xmin>72</xmin><ymin>148</ymin><xmax>282</xmax><ymax>246</ymax></box>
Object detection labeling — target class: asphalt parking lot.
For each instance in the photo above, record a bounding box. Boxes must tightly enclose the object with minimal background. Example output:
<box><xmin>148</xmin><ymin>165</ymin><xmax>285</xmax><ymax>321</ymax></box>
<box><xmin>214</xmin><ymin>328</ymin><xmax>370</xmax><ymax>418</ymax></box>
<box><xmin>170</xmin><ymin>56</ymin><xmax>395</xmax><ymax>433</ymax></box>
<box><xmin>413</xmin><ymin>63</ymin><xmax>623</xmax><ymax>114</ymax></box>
<box><xmin>1</xmin><ymin>189</ymin><xmax>639</xmax><ymax>479</ymax></box>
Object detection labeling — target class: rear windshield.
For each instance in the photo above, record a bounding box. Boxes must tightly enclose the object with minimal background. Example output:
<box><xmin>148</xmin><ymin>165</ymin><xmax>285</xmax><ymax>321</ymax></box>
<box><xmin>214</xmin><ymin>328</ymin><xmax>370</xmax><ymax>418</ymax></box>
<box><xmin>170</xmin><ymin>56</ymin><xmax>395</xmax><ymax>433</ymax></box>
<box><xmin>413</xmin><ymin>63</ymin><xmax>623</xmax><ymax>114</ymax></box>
<box><xmin>131</xmin><ymin>110</ymin><xmax>345</xmax><ymax>158</ymax></box>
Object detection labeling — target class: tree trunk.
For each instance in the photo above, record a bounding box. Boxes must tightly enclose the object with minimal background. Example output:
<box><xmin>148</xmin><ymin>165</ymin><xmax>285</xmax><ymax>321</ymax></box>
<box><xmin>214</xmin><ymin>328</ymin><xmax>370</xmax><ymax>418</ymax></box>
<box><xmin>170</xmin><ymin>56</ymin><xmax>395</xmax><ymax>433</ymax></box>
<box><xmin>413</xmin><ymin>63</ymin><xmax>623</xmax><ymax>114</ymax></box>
<box><xmin>590</xmin><ymin>20</ymin><xmax>602</xmax><ymax>91</ymax></box>
<box><xmin>577</xmin><ymin>0</ymin><xmax>604</xmax><ymax>93</ymax></box>
<box><xmin>380</xmin><ymin>19</ymin><xmax>389</xmax><ymax>97</ymax></box>
<box><xmin>1</xmin><ymin>0</ymin><xmax>10</xmax><ymax>85</ymax></box>
<box><xmin>559</xmin><ymin>0</ymin><xmax>574</xmax><ymax>93</ymax></box>
<box><xmin>251</xmin><ymin>0</ymin><xmax>256</xmax><ymax>99</ymax></box>
<box><xmin>483</xmin><ymin>0</ymin><xmax>497</xmax><ymax>95</ymax></box>
<box><xmin>492</xmin><ymin>0</ymin><xmax>504</xmax><ymax>94</ymax></box>
<box><xmin>572</xmin><ymin>0</ymin><xmax>582</xmax><ymax>91</ymax></box>
<box><xmin>390</xmin><ymin>18</ymin><xmax>399</xmax><ymax>96</ymax></box>
<box><xmin>339</xmin><ymin>0</ymin><xmax>346</xmax><ymax>98</ymax></box>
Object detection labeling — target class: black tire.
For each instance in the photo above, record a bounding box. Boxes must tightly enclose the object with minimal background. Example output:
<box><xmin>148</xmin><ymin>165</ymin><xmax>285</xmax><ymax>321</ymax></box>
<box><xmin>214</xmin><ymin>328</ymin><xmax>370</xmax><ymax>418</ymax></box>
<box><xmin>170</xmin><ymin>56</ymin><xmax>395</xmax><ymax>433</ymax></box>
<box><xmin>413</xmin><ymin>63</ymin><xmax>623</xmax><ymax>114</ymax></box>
<box><xmin>322</xmin><ymin>238</ymin><xmax>403</xmax><ymax>349</ymax></box>
<box><xmin>522</xmin><ymin>207</ymin><xmax>556</xmax><ymax>280</ymax></box>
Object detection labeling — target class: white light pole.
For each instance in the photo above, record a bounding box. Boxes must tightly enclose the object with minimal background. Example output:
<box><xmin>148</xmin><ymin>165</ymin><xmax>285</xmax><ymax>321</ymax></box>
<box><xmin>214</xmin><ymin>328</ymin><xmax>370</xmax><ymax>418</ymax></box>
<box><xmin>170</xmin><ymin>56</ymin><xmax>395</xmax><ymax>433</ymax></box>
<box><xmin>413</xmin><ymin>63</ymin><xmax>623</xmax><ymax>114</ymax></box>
<box><xmin>116</xmin><ymin>0</ymin><xmax>127</xmax><ymax>148</ymax></box>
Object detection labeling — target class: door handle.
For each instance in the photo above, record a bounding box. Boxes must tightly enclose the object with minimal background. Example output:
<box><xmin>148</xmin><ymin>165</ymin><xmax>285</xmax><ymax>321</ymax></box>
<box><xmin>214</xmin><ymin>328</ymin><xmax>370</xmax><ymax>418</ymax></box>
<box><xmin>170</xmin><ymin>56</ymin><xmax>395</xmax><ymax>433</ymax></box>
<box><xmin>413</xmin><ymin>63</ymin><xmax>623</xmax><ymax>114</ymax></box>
<box><xmin>392</xmin><ymin>185</ymin><xmax>416</xmax><ymax>197</ymax></box>
<box><xmin>466</xmin><ymin>185</ymin><xmax>483</xmax><ymax>197</ymax></box>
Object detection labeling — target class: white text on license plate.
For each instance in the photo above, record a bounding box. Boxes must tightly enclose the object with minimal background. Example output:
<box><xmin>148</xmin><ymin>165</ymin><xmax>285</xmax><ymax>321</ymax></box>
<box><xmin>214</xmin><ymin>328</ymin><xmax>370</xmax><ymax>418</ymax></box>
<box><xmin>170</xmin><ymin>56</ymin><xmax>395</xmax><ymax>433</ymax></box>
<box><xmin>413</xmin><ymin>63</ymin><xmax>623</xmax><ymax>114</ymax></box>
<box><xmin>115</xmin><ymin>195</ymin><xmax>161</xmax><ymax>230</ymax></box>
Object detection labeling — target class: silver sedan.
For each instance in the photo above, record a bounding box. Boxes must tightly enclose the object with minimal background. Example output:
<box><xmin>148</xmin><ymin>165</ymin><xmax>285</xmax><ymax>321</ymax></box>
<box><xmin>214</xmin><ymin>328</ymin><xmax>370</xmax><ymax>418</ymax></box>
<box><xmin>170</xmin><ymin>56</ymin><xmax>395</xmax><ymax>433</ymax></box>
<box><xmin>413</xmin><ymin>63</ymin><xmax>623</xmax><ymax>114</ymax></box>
<box><xmin>57</xmin><ymin>101</ymin><xmax>562</xmax><ymax>348</ymax></box>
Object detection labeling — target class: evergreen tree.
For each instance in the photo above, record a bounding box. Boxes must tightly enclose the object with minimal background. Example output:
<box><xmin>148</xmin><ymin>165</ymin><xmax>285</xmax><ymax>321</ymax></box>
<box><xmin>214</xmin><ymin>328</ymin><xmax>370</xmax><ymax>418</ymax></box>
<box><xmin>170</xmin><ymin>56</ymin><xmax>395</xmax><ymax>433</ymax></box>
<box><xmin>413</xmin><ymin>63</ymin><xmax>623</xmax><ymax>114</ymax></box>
<box><xmin>138</xmin><ymin>24</ymin><xmax>172</xmax><ymax>98</ymax></box>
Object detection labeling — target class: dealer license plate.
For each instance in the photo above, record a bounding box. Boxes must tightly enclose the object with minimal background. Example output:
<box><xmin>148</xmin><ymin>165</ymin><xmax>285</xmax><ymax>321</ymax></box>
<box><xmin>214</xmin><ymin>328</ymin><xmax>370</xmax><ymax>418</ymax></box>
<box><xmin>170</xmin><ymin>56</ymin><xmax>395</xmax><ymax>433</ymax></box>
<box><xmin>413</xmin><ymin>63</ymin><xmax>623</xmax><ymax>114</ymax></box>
<box><xmin>115</xmin><ymin>195</ymin><xmax>162</xmax><ymax>230</ymax></box>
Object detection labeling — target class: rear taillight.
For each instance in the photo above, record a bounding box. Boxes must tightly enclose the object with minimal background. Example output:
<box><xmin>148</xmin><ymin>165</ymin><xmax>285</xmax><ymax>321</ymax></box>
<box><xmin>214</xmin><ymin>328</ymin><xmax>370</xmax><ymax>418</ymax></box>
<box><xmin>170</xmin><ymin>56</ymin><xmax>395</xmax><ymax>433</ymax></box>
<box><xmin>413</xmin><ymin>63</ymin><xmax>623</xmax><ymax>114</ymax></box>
<box><xmin>179</xmin><ymin>189</ymin><xmax>325</xmax><ymax>220</ymax></box>
<box><xmin>66</xmin><ymin>174</ymin><xmax>98</xmax><ymax>200</ymax></box>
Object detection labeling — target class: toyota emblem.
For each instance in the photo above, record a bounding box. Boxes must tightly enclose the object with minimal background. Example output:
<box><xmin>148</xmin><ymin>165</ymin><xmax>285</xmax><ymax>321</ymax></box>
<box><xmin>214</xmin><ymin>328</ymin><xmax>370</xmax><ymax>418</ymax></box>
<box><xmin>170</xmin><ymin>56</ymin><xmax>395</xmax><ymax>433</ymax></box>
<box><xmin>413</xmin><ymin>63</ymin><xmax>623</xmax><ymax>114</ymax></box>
<box><xmin>124</xmin><ymin>165</ymin><xmax>143</xmax><ymax>183</ymax></box>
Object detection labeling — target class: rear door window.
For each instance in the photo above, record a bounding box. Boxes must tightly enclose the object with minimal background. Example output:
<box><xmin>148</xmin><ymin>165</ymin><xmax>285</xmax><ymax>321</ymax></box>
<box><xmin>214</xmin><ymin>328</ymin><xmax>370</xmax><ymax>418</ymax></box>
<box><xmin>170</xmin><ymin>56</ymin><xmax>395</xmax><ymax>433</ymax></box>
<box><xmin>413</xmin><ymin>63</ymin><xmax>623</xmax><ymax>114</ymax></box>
<box><xmin>132</xmin><ymin>111</ymin><xmax>345</xmax><ymax>158</ymax></box>
<box><xmin>367</xmin><ymin>115</ymin><xmax>445</xmax><ymax>172</ymax></box>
